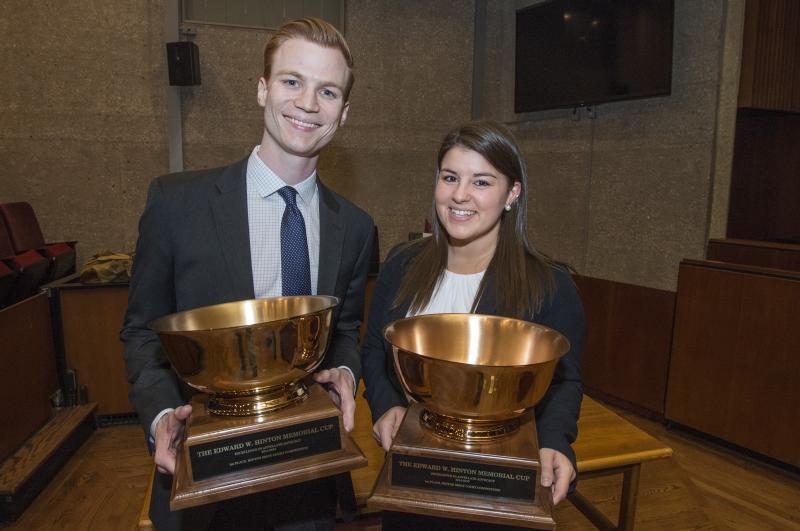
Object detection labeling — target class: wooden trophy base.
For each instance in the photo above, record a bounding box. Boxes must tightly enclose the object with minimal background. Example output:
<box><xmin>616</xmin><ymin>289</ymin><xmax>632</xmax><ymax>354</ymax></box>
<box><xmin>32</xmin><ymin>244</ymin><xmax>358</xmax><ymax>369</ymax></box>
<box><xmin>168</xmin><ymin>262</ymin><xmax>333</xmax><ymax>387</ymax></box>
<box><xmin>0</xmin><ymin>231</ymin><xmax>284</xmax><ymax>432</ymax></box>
<box><xmin>171</xmin><ymin>384</ymin><xmax>367</xmax><ymax>510</ymax></box>
<box><xmin>368</xmin><ymin>402</ymin><xmax>555</xmax><ymax>530</ymax></box>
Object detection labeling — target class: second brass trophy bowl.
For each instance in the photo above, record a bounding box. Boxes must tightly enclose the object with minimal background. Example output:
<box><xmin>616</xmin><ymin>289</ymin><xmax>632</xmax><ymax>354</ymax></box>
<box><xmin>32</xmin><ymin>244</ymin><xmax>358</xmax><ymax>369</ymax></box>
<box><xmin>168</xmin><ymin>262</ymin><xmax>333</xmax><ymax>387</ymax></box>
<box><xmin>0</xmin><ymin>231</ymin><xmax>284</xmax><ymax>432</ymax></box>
<box><xmin>149</xmin><ymin>296</ymin><xmax>338</xmax><ymax>416</ymax></box>
<box><xmin>385</xmin><ymin>313</ymin><xmax>570</xmax><ymax>443</ymax></box>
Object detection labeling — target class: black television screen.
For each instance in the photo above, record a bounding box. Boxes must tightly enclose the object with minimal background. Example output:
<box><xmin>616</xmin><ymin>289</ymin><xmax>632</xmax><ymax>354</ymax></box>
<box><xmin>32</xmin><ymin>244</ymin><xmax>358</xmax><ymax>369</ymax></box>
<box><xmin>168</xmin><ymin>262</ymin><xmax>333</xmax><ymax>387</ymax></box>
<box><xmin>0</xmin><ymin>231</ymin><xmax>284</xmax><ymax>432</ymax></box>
<box><xmin>515</xmin><ymin>0</ymin><xmax>674</xmax><ymax>113</ymax></box>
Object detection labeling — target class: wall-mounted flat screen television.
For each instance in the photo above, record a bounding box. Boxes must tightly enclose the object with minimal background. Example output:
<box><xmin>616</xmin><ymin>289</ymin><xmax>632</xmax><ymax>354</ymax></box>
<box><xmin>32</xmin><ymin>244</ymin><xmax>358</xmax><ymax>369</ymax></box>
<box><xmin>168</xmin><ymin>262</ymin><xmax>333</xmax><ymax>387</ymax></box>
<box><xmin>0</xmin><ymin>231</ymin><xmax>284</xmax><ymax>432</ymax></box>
<box><xmin>515</xmin><ymin>0</ymin><xmax>674</xmax><ymax>113</ymax></box>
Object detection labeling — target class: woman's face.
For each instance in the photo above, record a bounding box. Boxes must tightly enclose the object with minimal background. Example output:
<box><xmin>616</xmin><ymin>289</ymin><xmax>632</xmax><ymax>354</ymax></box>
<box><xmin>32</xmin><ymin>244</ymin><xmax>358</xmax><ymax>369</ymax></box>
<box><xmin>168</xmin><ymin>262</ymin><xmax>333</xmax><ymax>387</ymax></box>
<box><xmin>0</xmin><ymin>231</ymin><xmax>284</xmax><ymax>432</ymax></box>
<box><xmin>434</xmin><ymin>146</ymin><xmax>520</xmax><ymax>250</ymax></box>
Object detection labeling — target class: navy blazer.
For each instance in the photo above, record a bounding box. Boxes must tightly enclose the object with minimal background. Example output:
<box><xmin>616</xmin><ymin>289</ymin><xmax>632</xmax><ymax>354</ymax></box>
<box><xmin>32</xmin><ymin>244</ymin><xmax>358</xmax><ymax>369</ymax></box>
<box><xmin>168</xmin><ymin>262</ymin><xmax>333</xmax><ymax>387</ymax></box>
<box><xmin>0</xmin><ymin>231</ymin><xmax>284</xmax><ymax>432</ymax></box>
<box><xmin>361</xmin><ymin>243</ymin><xmax>585</xmax><ymax>466</ymax></box>
<box><xmin>121</xmin><ymin>157</ymin><xmax>375</xmax><ymax>437</ymax></box>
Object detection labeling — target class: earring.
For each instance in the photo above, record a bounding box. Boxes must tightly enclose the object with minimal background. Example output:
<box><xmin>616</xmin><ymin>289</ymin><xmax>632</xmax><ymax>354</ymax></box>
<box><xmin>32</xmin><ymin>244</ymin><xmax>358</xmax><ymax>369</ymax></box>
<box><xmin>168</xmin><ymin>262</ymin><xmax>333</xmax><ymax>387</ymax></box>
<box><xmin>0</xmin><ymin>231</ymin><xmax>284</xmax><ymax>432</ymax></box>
<box><xmin>504</xmin><ymin>204</ymin><xmax>512</xmax><ymax>212</ymax></box>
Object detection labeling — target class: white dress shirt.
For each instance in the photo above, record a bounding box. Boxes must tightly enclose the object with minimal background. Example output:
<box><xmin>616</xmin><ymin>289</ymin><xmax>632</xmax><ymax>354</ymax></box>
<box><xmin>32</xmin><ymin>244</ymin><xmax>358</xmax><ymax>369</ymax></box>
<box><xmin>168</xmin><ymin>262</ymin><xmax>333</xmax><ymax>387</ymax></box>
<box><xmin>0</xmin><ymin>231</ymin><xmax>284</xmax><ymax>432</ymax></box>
<box><xmin>414</xmin><ymin>269</ymin><xmax>485</xmax><ymax>316</ymax></box>
<box><xmin>246</xmin><ymin>146</ymin><xmax>320</xmax><ymax>297</ymax></box>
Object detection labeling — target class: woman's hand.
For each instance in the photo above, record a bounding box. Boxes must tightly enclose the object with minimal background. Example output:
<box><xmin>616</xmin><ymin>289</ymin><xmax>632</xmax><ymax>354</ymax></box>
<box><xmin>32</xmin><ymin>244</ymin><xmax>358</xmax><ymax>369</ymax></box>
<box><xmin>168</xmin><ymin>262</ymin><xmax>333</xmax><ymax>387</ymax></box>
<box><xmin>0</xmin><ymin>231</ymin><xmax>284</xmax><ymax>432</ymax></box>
<box><xmin>372</xmin><ymin>406</ymin><xmax>407</xmax><ymax>451</ymax></box>
<box><xmin>539</xmin><ymin>447</ymin><xmax>576</xmax><ymax>505</ymax></box>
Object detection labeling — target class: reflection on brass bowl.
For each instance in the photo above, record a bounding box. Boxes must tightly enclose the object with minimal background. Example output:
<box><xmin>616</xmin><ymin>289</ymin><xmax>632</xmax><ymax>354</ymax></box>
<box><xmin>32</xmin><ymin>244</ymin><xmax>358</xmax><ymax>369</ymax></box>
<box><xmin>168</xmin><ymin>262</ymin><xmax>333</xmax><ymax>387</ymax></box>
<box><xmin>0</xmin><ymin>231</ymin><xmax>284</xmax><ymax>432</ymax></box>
<box><xmin>150</xmin><ymin>296</ymin><xmax>338</xmax><ymax>416</ymax></box>
<box><xmin>384</xmin><ymin>313</ymin><xmax>569</xmax><ymax>442</ymax></box>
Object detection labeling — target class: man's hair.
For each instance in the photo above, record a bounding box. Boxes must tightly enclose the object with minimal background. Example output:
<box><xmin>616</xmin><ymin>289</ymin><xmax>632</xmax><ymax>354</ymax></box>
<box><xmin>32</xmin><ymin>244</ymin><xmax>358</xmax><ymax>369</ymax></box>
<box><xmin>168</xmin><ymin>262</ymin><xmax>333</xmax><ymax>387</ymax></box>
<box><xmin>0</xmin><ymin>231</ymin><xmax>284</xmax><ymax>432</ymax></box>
<box><xmin>263</xmin><ymin>17</ymin><xmax>355</xmax><ymax>101</ymax></box>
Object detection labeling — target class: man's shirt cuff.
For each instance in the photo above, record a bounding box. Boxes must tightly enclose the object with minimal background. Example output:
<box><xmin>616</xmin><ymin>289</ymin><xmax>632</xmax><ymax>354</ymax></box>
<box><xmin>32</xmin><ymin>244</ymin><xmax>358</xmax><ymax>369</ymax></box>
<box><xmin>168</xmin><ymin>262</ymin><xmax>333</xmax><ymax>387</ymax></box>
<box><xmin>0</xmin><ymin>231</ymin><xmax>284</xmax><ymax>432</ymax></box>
<box><xmin>149</xmin><ymin>407</ymin><xmax>175</xmax><ymax>450</ymax></box>
<box><xmin>337</xmin><ymin>365</ymin><xmax>357</xmax><ymax>396</ymax></box>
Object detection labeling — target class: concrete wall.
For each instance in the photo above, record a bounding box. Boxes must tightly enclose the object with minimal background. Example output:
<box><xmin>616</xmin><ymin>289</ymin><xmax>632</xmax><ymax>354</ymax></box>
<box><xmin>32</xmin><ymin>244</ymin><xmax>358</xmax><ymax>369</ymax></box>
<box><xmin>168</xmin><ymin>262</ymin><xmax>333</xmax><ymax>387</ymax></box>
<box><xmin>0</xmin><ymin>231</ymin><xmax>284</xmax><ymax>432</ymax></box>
<box><xmin>0</xmin><ymin>0</ymin><xmax>169</xmax><ymax>265</ymax></box>
<box><xmin>1</xmin><ymin>0</ymin><xmax>742</xmax><ymax>292</ymax></box>
<box><xmin>709</xmin><ymin>2</ymin><xmax>745</xmax><ymax>241</ymax></box>
<box><xmin>480</xmin><ymin>0</ymin><xmax>744</xmax><ymax>291</ymax></box>
<box><xmin>0</xmin><ymin>0</ymin><xmax>475</xmax><ymax>268</ymax></box>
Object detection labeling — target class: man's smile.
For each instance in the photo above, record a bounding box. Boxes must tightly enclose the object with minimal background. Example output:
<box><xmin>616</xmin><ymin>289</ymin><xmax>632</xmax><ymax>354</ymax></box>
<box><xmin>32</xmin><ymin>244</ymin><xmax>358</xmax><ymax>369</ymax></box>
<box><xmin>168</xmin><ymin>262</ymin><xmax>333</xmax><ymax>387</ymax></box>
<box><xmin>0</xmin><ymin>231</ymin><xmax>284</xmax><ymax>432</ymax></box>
<box><xmin>285</xmin><ymin>115</ymin><xmax>320</xmax><ymax>130</ymax></box>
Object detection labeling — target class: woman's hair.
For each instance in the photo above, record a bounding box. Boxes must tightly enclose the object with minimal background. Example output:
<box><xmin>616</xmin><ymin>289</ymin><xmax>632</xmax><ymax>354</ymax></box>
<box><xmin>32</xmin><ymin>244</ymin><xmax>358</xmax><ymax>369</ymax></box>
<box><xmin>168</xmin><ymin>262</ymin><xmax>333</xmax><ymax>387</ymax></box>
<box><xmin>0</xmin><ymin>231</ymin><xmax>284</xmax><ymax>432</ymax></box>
<box><xmin>393</xmin><ymin>120</ymin><xmax>557</xmax><ymax>318</ymax></box>
<box><xmin>263</xmin><ymin>17</ymin><xmax>355</xmax><ymax>101</ymax></box>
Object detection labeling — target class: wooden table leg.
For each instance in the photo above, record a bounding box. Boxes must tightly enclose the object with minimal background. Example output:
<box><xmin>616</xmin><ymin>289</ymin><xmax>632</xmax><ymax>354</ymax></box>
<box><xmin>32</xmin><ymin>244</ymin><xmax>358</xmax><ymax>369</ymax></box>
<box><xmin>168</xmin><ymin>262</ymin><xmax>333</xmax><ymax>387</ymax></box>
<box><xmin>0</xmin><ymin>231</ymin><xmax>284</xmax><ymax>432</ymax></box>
<box><xmin>617</xmin><ymin>463</ymin><xmax>641</xmax><ymax>531</ymax></box>
<box><xmin>567</xmin><ymin>489</ymin><xmax>616</xmax><ymax>531</ymax></box>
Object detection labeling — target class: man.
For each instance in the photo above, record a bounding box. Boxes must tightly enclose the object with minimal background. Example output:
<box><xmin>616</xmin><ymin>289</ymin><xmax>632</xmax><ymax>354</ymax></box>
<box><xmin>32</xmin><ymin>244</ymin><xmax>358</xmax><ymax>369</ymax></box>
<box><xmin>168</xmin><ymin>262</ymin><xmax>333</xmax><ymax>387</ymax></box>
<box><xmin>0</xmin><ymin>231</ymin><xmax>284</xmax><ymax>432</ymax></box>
<box><xmin>121</xmin><ymin>17</ymin><xmax>374</xmax><ymax>530</ymax></box>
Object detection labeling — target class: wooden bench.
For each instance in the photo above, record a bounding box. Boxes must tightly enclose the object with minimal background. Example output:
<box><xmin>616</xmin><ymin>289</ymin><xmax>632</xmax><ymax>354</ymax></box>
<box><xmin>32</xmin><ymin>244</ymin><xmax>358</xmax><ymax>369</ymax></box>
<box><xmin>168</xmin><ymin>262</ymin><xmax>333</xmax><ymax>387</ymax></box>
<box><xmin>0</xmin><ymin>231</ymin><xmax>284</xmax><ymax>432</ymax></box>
<box><xmin>568</xmin><ymin>396</ymin><xmax>672</xmax><ymax>530</ymax></box>
<box><xmin>138</xmin><ymin>395</ymin><xmax>671</xmax><ymax>530</ymax></box>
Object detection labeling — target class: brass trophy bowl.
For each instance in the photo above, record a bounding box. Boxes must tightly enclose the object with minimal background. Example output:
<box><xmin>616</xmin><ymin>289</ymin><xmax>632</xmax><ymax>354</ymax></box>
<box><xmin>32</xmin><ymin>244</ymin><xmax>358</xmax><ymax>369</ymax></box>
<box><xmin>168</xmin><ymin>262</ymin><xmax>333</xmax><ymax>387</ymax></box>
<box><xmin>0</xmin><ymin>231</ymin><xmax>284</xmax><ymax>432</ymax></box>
<box><xmin>368</xmin><ymin>313</ymin><xmax>571</xmax><ymax>528</ymax></box>
<box><xmin>147</xmin><ymin>295</ymin><xmax>367</xmax><ymax>511</ymax></box>
<box><xmin>149</xmin><ymin>296</ymin><xmax>338</xmax><ymax>416</ymax></box>
<box><xmin>385</xmin><ymin>313</ymin><xmax>570</xmax><ymax>443</ymax></box>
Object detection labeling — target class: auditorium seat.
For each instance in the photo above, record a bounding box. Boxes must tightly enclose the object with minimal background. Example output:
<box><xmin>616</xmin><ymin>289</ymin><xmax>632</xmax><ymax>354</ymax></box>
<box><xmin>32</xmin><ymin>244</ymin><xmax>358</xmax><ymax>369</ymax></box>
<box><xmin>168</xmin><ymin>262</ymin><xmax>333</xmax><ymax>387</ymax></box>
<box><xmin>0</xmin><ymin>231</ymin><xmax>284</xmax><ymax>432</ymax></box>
<box><xmin>0</xmin><ymin>202</ymin><xmax>76</xmax><ymax>281</ymax></box>
<box><xmin>0</xmin><ymin>261</ymin><xmax>18</xmax><ymax>308</ymax></box>
<box><xmin>0</xmin><ymin>215</ymin><xmax>49</xmax><ymax>305</ymax></box>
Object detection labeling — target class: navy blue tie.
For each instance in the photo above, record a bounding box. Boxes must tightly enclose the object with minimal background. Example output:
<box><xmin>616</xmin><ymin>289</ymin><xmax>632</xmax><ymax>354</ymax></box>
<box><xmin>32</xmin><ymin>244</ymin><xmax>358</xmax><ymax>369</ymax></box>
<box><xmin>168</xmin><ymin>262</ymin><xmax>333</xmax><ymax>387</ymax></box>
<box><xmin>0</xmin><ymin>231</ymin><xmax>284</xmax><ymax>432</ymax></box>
<box><xmin>277</xmin><ymin>186</ymin><xmax>311</xmax><ymax>296</ymax></box>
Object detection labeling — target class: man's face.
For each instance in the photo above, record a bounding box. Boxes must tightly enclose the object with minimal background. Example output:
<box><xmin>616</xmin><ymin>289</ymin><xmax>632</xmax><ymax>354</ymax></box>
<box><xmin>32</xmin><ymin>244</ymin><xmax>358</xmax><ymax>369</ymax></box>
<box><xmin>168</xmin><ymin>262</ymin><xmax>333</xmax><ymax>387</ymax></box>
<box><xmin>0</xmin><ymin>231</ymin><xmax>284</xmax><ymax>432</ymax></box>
<box><xmin>257</xmin><ymin>38</ymin><xmax>350</xmax><ymax>162</ymax></box>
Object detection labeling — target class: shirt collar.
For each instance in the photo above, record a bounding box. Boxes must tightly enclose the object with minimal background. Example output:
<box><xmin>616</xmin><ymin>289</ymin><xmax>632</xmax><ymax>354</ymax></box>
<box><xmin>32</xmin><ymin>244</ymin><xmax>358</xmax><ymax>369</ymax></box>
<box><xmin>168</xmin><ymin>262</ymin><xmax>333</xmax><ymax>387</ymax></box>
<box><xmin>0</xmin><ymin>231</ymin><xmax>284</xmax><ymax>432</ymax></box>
<box><xmin>247</xmin><ymin>146</ymin><xmax>318</xmax><ymax>205</ymax></box>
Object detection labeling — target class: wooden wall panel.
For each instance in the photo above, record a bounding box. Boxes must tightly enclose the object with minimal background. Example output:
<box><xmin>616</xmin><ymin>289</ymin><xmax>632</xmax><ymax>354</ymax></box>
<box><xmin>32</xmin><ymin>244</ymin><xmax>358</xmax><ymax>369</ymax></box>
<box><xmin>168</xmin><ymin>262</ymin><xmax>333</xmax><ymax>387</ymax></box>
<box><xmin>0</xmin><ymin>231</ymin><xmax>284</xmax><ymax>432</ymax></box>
<box><xmin>0</xmin><ymin>293</ymin><xmax>59</xmax><ymax>461</ymax></box>
<box><xmin>738</xmin><ymin>0</ymin><xmax>800</xmax><ymax>112</ymax></box>
<box><xmin>727</xmin><ymin>109</ymin><xmax>800</xmax><ymax>244</ymax></box>
<box><xmin>707</xmin><ymin>238</ymin><xmax>800</xmax><ymax>271</ymax></box>
<box><xmin>573</xmin><ymin>276</ymin><xmax>676</xmax><ymax>416</ymax></box>
<box><xmin>60</xmin><ymin>285</ymin><xmax>132</xmax><ymax>416</ymax></box>
<box><xmin>666</xmin><ymin>260</ymin><xmax>800</xmax><ymax>467</ymax></box>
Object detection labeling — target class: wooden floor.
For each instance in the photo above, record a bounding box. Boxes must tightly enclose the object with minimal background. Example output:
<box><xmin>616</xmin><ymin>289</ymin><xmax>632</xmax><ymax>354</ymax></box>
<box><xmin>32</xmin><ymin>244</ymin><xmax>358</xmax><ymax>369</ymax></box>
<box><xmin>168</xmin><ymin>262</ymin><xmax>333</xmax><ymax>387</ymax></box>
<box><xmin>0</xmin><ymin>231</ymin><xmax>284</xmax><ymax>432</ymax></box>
<box><xmin>2</xmin><ymin>402</ymin><xmax>799</xmax><ymax>531</ymax></box>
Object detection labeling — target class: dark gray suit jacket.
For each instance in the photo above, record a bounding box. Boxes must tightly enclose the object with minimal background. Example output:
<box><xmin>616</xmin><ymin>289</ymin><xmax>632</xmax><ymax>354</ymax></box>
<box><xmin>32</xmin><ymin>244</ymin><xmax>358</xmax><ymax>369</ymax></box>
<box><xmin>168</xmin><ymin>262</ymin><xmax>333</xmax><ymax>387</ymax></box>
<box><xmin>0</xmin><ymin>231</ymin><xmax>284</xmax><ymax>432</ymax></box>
<box><xmin>362</xmin><ymin>243</ymin><xmax>585</xmax><ymax>468</ymax></box>
<box><xmin>121</xmin><ymin>156</ymin><xmax>375</xmax><ymax>439</ymax></box>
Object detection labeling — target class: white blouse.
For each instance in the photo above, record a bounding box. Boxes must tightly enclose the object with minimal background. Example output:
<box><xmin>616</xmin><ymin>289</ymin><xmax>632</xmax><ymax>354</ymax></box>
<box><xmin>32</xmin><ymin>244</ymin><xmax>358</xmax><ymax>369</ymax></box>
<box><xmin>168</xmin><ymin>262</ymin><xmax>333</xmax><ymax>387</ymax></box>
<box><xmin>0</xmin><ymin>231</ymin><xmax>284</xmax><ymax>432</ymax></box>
<box><xmin>412</xmin><ymin>269</ymin><xmax>485</xmax><ymax>316</ymax></box>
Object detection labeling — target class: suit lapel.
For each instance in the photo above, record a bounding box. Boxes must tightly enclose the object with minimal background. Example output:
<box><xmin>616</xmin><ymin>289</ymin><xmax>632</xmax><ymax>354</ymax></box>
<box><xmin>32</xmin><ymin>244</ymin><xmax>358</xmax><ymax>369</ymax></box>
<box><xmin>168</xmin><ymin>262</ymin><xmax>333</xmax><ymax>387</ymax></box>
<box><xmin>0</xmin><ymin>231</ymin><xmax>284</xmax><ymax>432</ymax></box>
<box><xmin>475</xmin><ymin>272</ymin><xmax>499</xmax><ymax>315</ymax></box>
<box><xmin>389</xmin><ymin>301</ymin><xmax>410</xmax><ymax>324</ymax></box>
<box><xmin>210</xmin><ymin>159</ymin><xmax>255</xmax><ymax>300</ymax></box>
<box><xmin>317</xmin><ymin>179</ymin><xmax>344</xmax><ymax>296</ymax></box>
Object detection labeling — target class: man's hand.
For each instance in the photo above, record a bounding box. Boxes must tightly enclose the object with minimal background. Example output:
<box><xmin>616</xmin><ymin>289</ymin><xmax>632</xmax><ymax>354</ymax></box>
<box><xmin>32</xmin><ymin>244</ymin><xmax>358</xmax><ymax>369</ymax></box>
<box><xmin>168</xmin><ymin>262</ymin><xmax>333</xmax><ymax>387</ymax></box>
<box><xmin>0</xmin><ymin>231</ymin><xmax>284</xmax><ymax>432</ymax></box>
<box><xmin>372</xmin><ymin>406</ymin><xmax>406</xmax><ymax>451</ymax></box>
<box><xmin>153</xmin><ymin>404</ymin><xmax>192</xmax><ymax>475</ymax></box>
<box><xmin>313</xmin><ymin>368</ymin><xmax>355</xmax><ymax>432</ymax></box>
<box><xmin>539</xmin><ymin>447</ymin><xmax>576</xmax><ymax>505</ymax></box>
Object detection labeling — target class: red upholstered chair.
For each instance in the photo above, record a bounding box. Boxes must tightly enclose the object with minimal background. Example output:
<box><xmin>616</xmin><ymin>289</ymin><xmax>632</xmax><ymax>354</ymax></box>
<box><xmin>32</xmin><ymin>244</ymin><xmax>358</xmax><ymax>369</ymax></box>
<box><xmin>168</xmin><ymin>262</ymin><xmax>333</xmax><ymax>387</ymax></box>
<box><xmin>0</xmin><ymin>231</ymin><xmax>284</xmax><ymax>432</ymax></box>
<box><xmin>0</xmin><ymin>217</ymin><xmax>17</xmax><ymax>260</ymax></box>
<box><xmin>0</xmin><ymin>214</ymin><xmax>50</xmax><ymax>305</ymax></box>
<box><xmin>0</xmin><ymin>260</ymin><xmax>18</xmax><ymax>308</ymax></box>
<box><xmin>0</xmin><ymin>202</ymin><xmax>76</xmax><ymax>281</ymax></box>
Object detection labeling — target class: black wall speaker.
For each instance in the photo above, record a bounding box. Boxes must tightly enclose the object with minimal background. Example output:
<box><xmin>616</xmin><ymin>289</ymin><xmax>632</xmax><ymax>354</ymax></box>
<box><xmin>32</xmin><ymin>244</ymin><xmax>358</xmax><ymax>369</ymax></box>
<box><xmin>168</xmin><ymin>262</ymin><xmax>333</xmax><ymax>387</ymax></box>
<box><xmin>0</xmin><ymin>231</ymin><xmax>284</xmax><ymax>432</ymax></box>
<box><xmin>166</xmin><ymin>41</ymin><xmax>201</xmax><ymax>86</ymax></box>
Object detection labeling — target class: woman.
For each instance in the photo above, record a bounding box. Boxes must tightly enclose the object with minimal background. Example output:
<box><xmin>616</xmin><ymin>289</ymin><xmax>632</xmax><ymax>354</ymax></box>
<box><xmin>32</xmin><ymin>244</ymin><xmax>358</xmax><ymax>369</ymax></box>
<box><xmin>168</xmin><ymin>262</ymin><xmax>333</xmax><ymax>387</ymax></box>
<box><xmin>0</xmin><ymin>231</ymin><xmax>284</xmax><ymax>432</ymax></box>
<box><xmin>361</xmin><ymin>121</ymin><xmax>585</xmax><ymax>506</ymax></box>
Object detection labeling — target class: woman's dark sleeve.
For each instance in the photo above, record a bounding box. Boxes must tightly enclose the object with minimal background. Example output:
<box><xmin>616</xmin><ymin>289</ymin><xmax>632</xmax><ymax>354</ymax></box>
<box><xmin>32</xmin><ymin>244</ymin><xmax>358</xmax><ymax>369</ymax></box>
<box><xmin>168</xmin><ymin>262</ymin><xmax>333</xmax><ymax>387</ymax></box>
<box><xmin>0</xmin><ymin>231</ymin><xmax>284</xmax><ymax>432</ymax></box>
<box><xmin>533</xmin><ymin>267</ymin><xmax>586</xmax><ymax>468</ymax></box>
<box><xmin>361</xmin><ymin>249</ymin><xmax>409</xmax><ymax>424</ymax></box>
